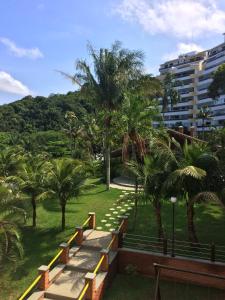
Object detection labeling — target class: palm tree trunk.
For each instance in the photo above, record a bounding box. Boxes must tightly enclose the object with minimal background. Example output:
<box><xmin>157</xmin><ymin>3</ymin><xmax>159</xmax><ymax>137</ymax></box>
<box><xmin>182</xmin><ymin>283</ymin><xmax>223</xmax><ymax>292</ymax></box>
<box><xmin>153</xmin><ymin>198</ymin><xmax>164</xmax><ymax>239</ymax></box>
<box><xmin>105</xmin><ymin>115</ymin><xmax>111</xmax><ymax>191</ymax></box>
<box><xmin>202</xmin><ymin>118</ymin><xmax>205</xmax><ymax>140</ymax></box>
<box><xmin>61</xmin><ymin>204</ymin><xmax>66</xmax><ymax>231</ymax></box>
<box><xmin>187</xmin><ymin>201</ymin><xmax>198</xmax><ymax>244</ymax></box>
<box><xmin>31</xmin><ymin>196</ymin><xmax>36</xmax><ymax>228</ymax></box>
<box><xmin>105</xmin><ymin>145</ymin><xmax>110</xmax><ymax>191</ymax></box>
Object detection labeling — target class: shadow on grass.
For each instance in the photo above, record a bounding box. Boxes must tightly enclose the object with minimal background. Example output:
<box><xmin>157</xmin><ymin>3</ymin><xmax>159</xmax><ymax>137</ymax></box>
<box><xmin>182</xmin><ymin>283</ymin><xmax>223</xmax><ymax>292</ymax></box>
<box><xmin>128</xmin><ymin>201</ymin><xmax>225</xmax><ymax>245</ymax></box>
<box><xmin>12</xmin><ymin>226</ymin><xmax>66</xmax><ymax>280</ymax></box>
<box><xmin>80</xmin><ymin>189</ymin><xmax>107</xmax><ymax>196</ymax></box>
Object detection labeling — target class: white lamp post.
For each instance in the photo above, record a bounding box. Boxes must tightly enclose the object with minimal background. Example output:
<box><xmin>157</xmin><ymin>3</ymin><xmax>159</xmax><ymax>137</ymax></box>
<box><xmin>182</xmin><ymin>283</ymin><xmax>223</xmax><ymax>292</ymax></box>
<box><xmin>170</xmin><ymin>196</ymin><xmax>177</xmax><ymax>257</ymax></box>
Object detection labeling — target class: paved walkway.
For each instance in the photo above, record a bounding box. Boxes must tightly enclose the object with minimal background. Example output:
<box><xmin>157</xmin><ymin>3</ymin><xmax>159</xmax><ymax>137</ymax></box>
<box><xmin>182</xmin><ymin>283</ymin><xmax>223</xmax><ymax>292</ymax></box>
<box><xmin>111</xmin><ymin>176</ymin><xmax>142</xmax><ymax>191</ymax></box>
<box><xmin>28</xmin><ymin>193</ymin><xmax>135</xmax><ymax>300</ymax></box>
<box><xmin>29</xmin><ymin>230</ymin><xmax>116</xmax><ymax>300</ymax></box>
<box><xmin>110</xmin><ymin>183</ymin><xmax>135</xmax><ymax>190</ymax></box>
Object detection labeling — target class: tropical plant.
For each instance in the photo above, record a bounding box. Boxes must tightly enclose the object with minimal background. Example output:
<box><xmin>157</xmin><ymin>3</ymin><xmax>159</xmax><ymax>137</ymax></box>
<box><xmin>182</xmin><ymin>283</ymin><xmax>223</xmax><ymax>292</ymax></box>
<box><xmin>45</xmin><ymin>158</ymin><xmax>86</xmax><ymax>230</ymax></box>
<box><xmin>198</xmin><ymin>106</ymin><xmax>212</xmax><ymax>140</ymax></box>
<box><xmin>64</xmin><ymin>111</ymin><xmax>86</xmax><ymax>157</ymax></box>
<box><xmin>128</xmin><ymin>155</ymin><xmax>167</xmax><ymax>238</ymax></box>
<box><xmin>121</xmin><ymin>75</ymin><xmax>160</xmax><ymax>163</ymax></box>
<box><xmin>0</xmin><ymin>182</ymin><xmax>25</xmax><ymax>268</ymax></box>
<box><xmin>61</xmin><ymin>41</ymin><xmax>144</xmax><ymax>190</ymax></box>
<box><xmin>0</xmin><ymin>147</ymin><xmax>23</xmax><ymax>177</ymax></box>
<box><xmin>161</xmin><ymin>73</ymin><xmax>181</xmax><ymax>113</ymax></box>
<box><xmin>163</xmin><ymin>141</ymin><xmax>219</xmax><ymax>244</ymax></box>
<box><xmin>208</xmin><ymin>64</ymin><xmax>225</xmax><ymax>99</ymax></box>
<box><xmin>14</xmin><ymin>157</ymin><xmax>46</xmax><ymax>227</ymax></box>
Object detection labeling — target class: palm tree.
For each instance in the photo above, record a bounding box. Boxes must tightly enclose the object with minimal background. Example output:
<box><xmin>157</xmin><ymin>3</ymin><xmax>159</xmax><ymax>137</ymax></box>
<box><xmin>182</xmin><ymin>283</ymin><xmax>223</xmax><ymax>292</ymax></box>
<box><xmin>161</xmin><ymin>73</ymin><xmax>181</xmax><ymax>115</ymax></box>
<box><xmin>45</xmin><ymin>158</ymin><xmax>85</xmax><ymax>230</ymax></box>
<box><xmin>198</xmin><ymin>106</ymin><xmax>212</xmax><ymax>140</ymax></box>
<box><xmin>121</xmin><ymin>75</ymin><xmax>160</xmax><ymax>163</ymax></box>
<box><xmin>60</xmin><ymin>41</ymin><xmax>144</xmax><ymax>190</ymax></box>
<box><xmin>0</xmin><ymin>182</ymin><xmax>25</xmax><ymax>268</ymax></box>
<box><xmin>208</xmin><ymin>63</ymin><xmax>225</xmax><ymax>99</ymax></box>
<box><xmin>15</xmin><ymin>159</ymin><xmax>46</xmax><ymax>227</ymax></box>
<box><xmin>129</xmin><ymin>155</ymin><xmax>167</xmax><ymax>239</ymax></box>
<box><xmin>64</xmin><ymin>111</ymin><xmax>86</xmax><ymax>158</ymax></box>
<box><xmin>0</xmin><ymin>147</ymin><xmax>23</xmax><ymax>177</ymax></box>
<box><xmin>163</xmin><ymin>141</ymin><xmax>219</xmax><ymax>244</ymax></box>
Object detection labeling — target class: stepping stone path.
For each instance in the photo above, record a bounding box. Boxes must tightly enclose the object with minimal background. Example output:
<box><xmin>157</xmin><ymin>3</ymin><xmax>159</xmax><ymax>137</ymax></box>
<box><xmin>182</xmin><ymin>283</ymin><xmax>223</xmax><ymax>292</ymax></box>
<box><xmin>97</xmin><ymin>190</ymin><xmax>135</xmax><ymax>232</ymax></box>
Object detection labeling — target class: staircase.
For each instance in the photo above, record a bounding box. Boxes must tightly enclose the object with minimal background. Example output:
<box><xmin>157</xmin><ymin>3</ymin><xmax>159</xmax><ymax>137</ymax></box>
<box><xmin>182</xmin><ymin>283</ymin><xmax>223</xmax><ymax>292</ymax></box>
<box><xmin>28</xmin><ymin>229</ymin><xmax>118</xmax><ymax>300</ymax></box>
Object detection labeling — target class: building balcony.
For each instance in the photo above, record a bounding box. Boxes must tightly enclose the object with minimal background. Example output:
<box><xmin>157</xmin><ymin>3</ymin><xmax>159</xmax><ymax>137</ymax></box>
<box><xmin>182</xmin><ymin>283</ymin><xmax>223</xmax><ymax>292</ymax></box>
<box><xmin>197</xmin><ymin>89</ymin><xmax>208</xmax><ymax>95</ymax></box>
<box><xmin>205</xmin><ymin>53</ymin><xmax>225</xmax><ymax>67</ymax></box>
<box><xmin>163</xmin><ymin>110</ymin><xmax>192</xmax><ymax>116</ymax></box>
<box><xmin>197</xmin><ymin>78</ymin><xmax>213</xmax><ymax>85</ymax></box>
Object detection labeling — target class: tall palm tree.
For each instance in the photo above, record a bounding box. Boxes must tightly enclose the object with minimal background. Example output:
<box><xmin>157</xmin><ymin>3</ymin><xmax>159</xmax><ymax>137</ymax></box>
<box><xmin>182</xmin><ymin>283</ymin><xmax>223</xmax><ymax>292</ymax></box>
<box><xmin>129</xmin><ymin>155</ymin><xmax>167</xmax><ymax>239</ymax></box>
<box><xmin>64</xmin><ymin>111</ymin><xmax>86</xmax><ymax>158</ymax></box>
<box><xmin>161</xmin><ymin>73</ymin><xmax>181</xmax><ymax>116</ymax></box>
<box><xmin>15</xmin><ymin>159</ymin><xmax>46</xmax><ymax>227</ymax></box>
<box><xmin>198</xmin><ymin>106</ymin><xmax>212</xmax><ymax>140</ymax></box>
<box><xmin>0</xmin><ymin>182</ymin><xmax>25</xmax><ymax>268</ymax></box>
<box><xmin>163</xmin><ymin>141</ymin><xmax>219</xmax><ymax>244</ymax></box>
<box><xmin>45</xmin><ymin>158</ymin><xmax>85</xmax><ymax>231</ymax></box>
<box><xmin>60</xmin><ymin>41</ymin><xmax>144</xmax><ymax>190</ymax></box>
<box><xmin>121</xmin><ymin>75</ymin><xmax>160</xmax><ymax>163</ymax></box>
<box><xmin>0</xmin><ymin>147</ymin><xmax>23</xmax><ymax>177</ymax></box>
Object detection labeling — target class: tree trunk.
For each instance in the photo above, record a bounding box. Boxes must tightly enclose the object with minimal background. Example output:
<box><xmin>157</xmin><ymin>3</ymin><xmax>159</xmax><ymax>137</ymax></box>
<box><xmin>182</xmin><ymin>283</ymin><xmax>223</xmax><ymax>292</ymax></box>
<box><xmin>61</xmin><ymin>204</ymin><xmax>66</xmax><ymax>231</ymax></box>
<box><xmin>202</xmin><ymin>118</ymin><xmax>205</xmax><ymax>141</ymax></box>
<box><xmin>105</xmin><ymin>116</ymin><xmax>111</xmax><ymax>191</ymax></box>
<box><xmin>153</xmin><ymin>198</ymin><xmax>164</xmax><ymax>239</ymax></box>
<box><xmin>31</xmin><ymin>196</ymin><xmax>36</xmax><ymax>228</ymax></box>
<box><xmin>105</xmin><ymin>145</ymin><xmax>110</xmax><ymax>191</ymax></box>
<box><xmin>187</xmin><ymin>201</ymin><xmax>198</xmax><ymax>244</ymax></box>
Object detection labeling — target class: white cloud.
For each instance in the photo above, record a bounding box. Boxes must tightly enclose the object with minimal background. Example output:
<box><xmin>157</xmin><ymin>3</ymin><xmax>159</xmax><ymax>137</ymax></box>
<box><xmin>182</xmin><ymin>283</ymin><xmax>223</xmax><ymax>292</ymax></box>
<box><xmin>0</xmin><ymin>71</ymin><xmax>32</xmax><ymax>95</ymax></box>
<box><xmin>115</xmin><ymin>0</ymin><xmax>225</xmax><ymax>39</ymax></box>
<box><xmin>0</xmin><ymin>37</ymin><xmax>44</xmax><ymax>59</ymax></box>
<box><xmin>163</xmin><ymin>43</ymin><xmax>204</xmax><ymax>61</ymax></box>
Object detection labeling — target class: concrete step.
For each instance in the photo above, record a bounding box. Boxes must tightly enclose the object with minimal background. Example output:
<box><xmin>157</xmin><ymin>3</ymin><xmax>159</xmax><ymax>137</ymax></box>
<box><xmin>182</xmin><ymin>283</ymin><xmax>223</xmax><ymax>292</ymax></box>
<box><xmin>82</xmin><ymin>230</ymin><xmax>112</xmax><ymax>250</ymax></box>
<box><xmin>45</xmin><ymin>269</ymin><xmax>107</xmax><ymax>300</ymax></box>
<box><xmin>45</xmin><ymin>269</ymin><xmax>85</xmax><ymax>300</ymax></box>
<box><xmin>67</xmin><ymin>248</ymin><xmax>100</xmax><ymax>272</ymax></box>
<box><xmin>27</xmin><ymin>291</ymin><xmax>44</xmax><ymax>300</ymax></box>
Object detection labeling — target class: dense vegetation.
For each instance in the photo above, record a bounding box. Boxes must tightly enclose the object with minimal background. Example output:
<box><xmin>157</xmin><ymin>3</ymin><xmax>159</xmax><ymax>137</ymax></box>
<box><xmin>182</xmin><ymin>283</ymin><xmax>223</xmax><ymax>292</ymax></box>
<box><xmin>0</xmin><ymin>92</ymin><xmax>92</xmax><ymax>132</ymax></box>
<box><xmin>1</xmin><ymin>43</ymin><xmax>225</xmax><ymax>300</ymax></box>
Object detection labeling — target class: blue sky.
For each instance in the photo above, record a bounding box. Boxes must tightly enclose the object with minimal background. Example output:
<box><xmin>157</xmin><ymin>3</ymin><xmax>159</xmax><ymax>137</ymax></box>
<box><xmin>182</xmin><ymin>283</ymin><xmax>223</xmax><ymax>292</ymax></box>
<box><xmin>1</xmin><ymin>0</ymin><xmax>225</xmax><ymax>104</ymax></box>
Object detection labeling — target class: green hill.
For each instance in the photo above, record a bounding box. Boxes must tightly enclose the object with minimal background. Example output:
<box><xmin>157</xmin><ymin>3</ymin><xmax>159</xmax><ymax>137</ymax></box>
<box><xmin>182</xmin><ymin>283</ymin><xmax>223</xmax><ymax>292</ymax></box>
<box><xmin>0</xmin><ymin>91</ymin><xmax>91</xmax><ymax>132</ymax></box>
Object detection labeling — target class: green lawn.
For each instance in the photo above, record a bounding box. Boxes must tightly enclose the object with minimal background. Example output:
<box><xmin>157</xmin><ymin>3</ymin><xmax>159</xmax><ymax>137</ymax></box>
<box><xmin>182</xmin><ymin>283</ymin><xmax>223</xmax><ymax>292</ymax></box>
<box><xmin>127</xmin><ymin>200</ymin><xmax>225</xmax><ymax>245</ymax></box>
<box><xmin>103</xmin><ymin>274</ymin><xmax>225</xmax><ymax>300</ymax></box>
<box><xmin>2</xmin><ymin>184</ymin><xmax>225</xmax><ymax>299</ymax></box>
<box><xmin>0</xmin><ymin>179</ymin><xmax>121</xmax><ymax>300</ymax></box>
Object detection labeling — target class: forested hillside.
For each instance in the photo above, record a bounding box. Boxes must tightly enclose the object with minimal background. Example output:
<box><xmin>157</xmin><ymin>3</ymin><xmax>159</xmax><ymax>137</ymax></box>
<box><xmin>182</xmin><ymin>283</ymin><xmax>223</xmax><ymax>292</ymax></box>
<box><xmin>0</xmin><ymin>91</ymin><xmax>91</xmax><ymax>132</ymax></box>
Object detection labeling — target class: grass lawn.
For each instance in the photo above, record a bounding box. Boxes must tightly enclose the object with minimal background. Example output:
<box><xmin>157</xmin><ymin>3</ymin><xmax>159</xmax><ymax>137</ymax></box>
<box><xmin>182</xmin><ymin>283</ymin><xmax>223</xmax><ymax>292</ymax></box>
<box><xmin>103</xmin><ymin>274</ymin><xmax>225</xmax><ymax>300</ymax></box>
<box><xmin>127</xmin><ymin>200</ymin><xmax>225</xmax><ymax>245</ymax></box>
<box><xmin>0</xmin><ymin>179</ymin><xmax>121</xmax><ymax>300</ymax></box>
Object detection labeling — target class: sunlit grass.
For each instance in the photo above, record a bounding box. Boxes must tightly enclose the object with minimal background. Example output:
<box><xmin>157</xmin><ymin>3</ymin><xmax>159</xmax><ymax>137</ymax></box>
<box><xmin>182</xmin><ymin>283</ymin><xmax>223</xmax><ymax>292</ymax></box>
<box><xmin>0</xmin><ymin>179</ymin><xmax>121</xmax><ymax>300</ymax></box>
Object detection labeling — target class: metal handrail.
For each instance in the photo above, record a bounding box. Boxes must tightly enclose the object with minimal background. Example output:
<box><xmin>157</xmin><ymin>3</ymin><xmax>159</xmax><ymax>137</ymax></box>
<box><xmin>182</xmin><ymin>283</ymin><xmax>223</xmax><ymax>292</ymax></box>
<box><xmin>47</xmin><ymin>249</ymin><xmax>63</xmax><ymax>268</ymax></box>
<box><xmin>82</xmin><ymin>216</ymin><xmax>91</xmax><ymax>227</ymax></box>
<box><xmin>67</xmin><ymin>231</ymin><xmax>78</xmax><ymax>245</ymax></box>
<box><xmin>118</xmin><ymin>220</ymin><xmax>124</xmax><ymax>232</ymax></box>
<box><xmin>107</xmin><ymin>236</ymin><xmax>116</xmax><ymax>250</ymax></box>
<box><xmin>78</xmin><ymin>282</ymin><xmax>89</xmax><ymax>300</ymax></box>
<box><xmin>18</xmin><ymin>275</ymin><xmax>42</xmax><ymax>300</ymax></box>
<box><xmin>18</xmin><ymin>215</ymin><xmax>92</xmax><ymax>300</ymax></box>
<box><xmin>153</xmin><ymin>263</ymin><xmax>225</xmax><ymax>280</ymax></box>
<box><xmin>93</xmin><ymin>255</ymin><xmax>104</xmax><ymax>275</ymax></box>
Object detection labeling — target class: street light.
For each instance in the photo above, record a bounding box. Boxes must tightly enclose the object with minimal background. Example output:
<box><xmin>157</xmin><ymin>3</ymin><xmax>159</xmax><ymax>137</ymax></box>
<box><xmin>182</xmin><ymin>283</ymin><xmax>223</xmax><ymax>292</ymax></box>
<box><xmin>170</xmin><ymin>196</ymin><xmax>177</xmax><ymax>257</ymax></box>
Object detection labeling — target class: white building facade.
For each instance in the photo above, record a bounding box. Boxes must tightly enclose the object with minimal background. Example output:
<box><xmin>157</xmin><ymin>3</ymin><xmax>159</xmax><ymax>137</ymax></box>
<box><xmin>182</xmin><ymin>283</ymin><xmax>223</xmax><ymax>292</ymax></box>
<box><xmin>158</xmin><ymin>38</ymin><xmax>225</xmax><ymax>132</ymax></box>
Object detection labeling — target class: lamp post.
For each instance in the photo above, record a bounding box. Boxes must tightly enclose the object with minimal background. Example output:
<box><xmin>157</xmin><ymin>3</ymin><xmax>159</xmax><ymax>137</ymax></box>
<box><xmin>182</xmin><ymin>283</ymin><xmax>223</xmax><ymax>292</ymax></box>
<box><xmin>170</xmin><ymin>196</ymin><xmax>177</xmax><ymax>257</ymax></box>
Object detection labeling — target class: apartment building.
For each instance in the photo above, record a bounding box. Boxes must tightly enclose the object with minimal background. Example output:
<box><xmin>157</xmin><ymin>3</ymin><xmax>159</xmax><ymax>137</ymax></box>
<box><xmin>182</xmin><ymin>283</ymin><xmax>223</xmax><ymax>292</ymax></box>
<box><xmin>157</xmin><ymin>36</ymin><xmax>225</xmax><ymax>132</ymax></box>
